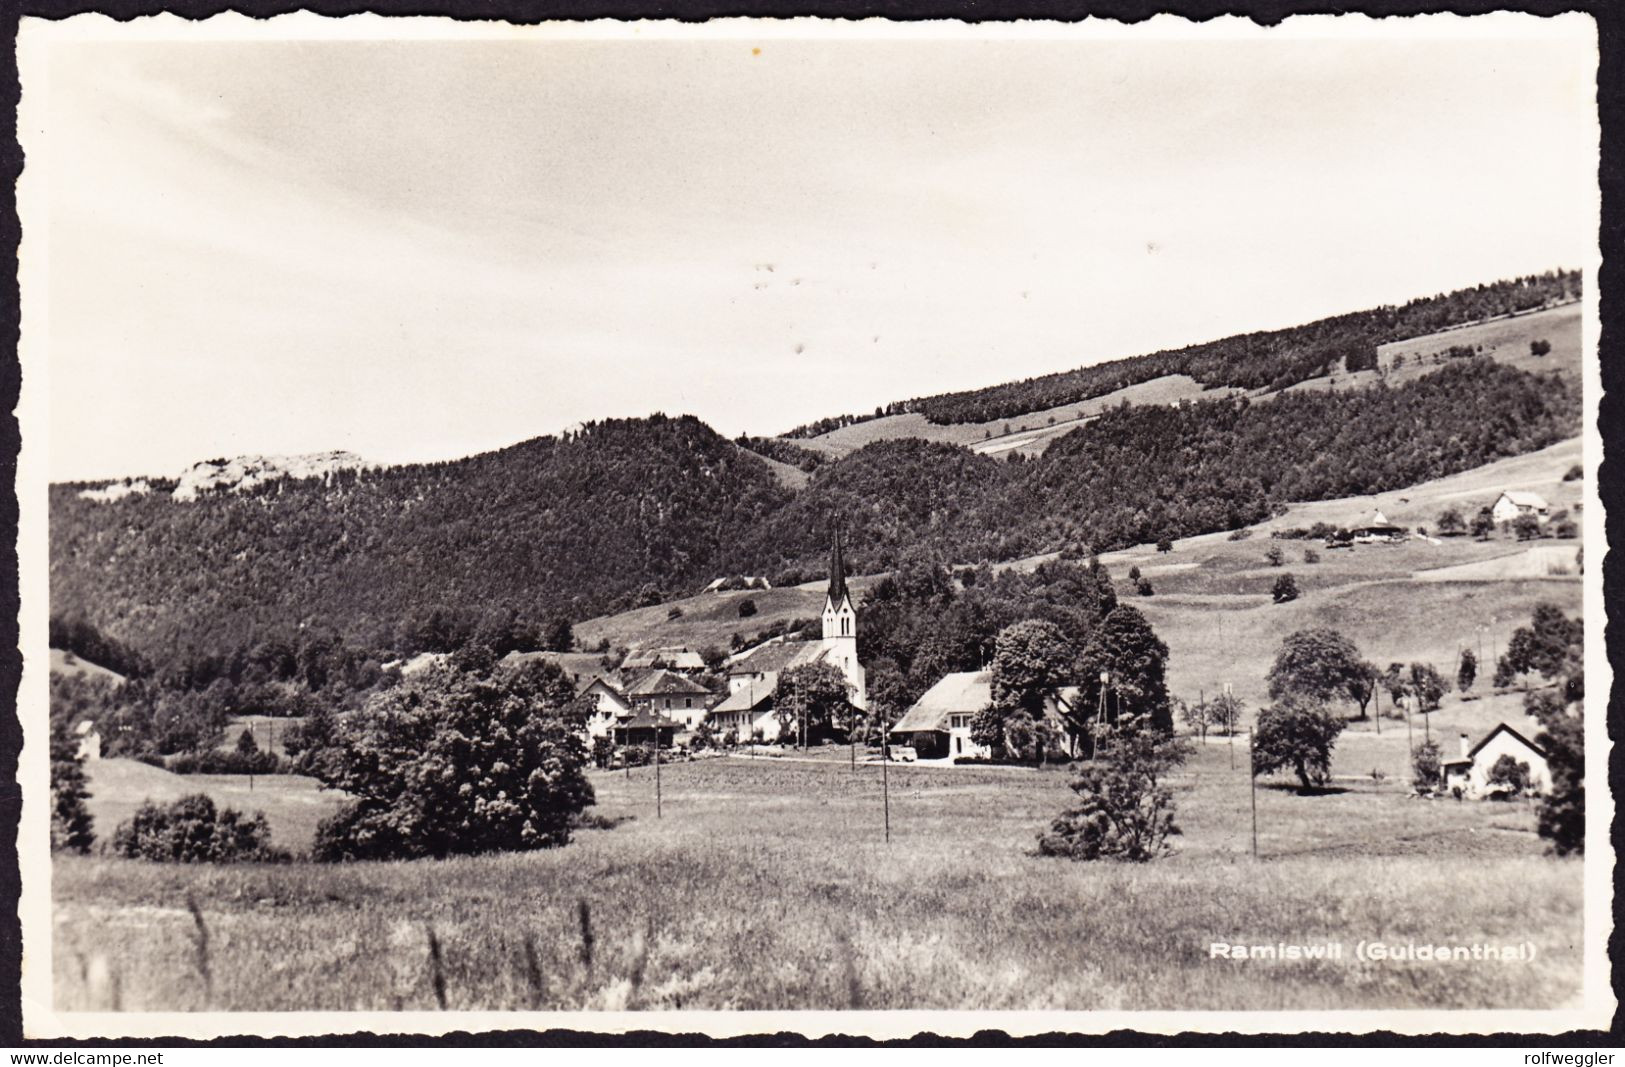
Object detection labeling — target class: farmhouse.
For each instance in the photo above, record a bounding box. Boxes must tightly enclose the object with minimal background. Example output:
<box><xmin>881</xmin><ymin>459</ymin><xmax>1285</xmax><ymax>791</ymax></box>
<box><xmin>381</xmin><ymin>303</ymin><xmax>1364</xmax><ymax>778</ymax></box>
<box><xmin>891</xmin><ymin>670</ymin><xmax>994</xmax><ymax>760</ymax></box>
<box><xmin>892</xmin><ymin>671</ymin><xmax>1078</xmax><ymax>761</ymax></box>
<box><xmin>74</xmin><ymin>719</ymin><xmax>101</xmax><ymax>762</ymax></box>
<box><xmin>624</xmin><ymin>669</ymin><xmax>713</xmax><ymax>729</ymax></box>
<box><xmin>1440</xmin><ymin>723</ymin><xmax>1551</xmax><ymax>798</ymax></box>
<box><xmin>707</xmin><ymin>676</ymin><xmax>783</xmax><ymax>742</ymax></box>
<box><xmin>1491</xmin><ymin>490</ymin><xmax>1551</xmax><ymax>525</ymax></box>
<box><xmin>578</xmin><ymin>675</ymin><xmax>634</xmax><ymax>738</ymax></box>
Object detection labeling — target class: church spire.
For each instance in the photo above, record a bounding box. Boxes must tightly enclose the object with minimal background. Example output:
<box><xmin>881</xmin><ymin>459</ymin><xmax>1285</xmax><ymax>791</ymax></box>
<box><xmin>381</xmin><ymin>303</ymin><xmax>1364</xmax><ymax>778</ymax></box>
<box><xmin>827</xmin><ymin>523</ymin><xmax>849</xmax><ymax>609</ymax></box>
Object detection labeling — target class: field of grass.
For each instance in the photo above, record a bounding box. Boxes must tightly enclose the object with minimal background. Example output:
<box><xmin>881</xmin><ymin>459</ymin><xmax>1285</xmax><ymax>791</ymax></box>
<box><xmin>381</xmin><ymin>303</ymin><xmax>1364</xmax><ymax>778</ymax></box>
<box><xmin>53</xmin><ymin>746</ymin><xmax>1580</xmax><ymax>1014</ymax></box>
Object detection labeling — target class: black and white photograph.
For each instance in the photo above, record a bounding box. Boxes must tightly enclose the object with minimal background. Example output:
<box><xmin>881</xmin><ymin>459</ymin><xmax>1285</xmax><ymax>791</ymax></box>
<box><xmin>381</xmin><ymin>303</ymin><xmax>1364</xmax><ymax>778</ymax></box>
<box><xmin>13</xmin><ymin>13</ymin><xmax>1612</xmax><ymax>1039</ymax></box>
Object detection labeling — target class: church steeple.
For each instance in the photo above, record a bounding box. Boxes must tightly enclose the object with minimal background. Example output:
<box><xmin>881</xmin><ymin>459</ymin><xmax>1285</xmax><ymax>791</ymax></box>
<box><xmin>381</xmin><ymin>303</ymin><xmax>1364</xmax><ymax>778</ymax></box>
<box><xmin>827</xmin><ymin>523</ymin><xmax>850</xmax><ymax>610</ymax></box>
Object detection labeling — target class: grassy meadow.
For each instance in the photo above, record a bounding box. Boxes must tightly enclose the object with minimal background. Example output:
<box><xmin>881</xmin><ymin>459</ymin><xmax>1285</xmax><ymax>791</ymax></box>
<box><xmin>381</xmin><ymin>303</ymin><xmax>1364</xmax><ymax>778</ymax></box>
<box><xmin>55</xmin><ymin>744</ymin><xmax>1580</xmax><ymax>1014</ymax></box>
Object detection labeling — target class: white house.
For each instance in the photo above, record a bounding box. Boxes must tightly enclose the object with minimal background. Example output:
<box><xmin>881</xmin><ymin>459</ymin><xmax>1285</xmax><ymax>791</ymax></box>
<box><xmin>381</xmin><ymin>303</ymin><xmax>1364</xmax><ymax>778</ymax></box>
<box><xmin>578</xmin><ymin>676</ymin><xmax>634</xmax><ymax>739</ymax></box>
<box><xmin>1491</xmin><ymin>491</ymin><xmax>1551</xmax><ymax>525</ymax></box>
<box><xmin>1440</xmin><ymin>723</ymin><xmax>1551</xmax><ymax>798</ymax></box>
<box><xmin>707</xmin><ymin>673</ymin><xmax>784</xmax><ymax>742</ymax></box>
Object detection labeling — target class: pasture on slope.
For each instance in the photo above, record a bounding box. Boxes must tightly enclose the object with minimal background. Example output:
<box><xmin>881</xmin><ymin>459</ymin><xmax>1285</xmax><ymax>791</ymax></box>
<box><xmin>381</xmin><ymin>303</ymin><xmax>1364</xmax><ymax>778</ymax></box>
<box><xmin>54</xmin><ymin>746</ymin><xmax>1579</xmax><ymax>1013</ymax></box>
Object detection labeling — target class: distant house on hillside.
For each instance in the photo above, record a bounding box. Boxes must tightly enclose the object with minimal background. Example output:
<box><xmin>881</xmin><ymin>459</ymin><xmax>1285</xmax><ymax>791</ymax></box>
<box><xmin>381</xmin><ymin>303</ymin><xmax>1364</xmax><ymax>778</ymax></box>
<box><xmin>1491</xmin><ymin>491</ymin><xmax>1551</xmax><ymax>525</ymax></box>
<box><xmin>624</xmin><ymin>669</ymin><xmax>713</xmax><ymax>730</ymax></box>
<box><xmin>703</xmin><ymin>576</ymin><xmax>773</xmax><ymax>593</ymax></box>
<box><xmin>1440</xmin><ymin>723</ymin><xmax>1551</xmax><ymax>798</ymax></box>
<box><xmin>621</xmin><ymin>647</ymin><xmax>707</xmax><ymax>674</ymax></box>
<box><xmin>1350</xmin><ymin>509</ymin><xmax>1406</xmax><ymax>544</ymax></box>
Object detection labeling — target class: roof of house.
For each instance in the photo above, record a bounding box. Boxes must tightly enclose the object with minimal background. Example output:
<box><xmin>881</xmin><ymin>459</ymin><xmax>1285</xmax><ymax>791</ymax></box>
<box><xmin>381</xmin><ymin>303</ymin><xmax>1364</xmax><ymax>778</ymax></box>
<box><xmin>1497</xmin><ymin>490</ymin><xmax>1551</xmax><ymax>510</ymax></box>
<box><xmin>501</xmin><ymin>649</ymin><xmax>610</xmax><ymax>678</ymax></box>
<box><xmin>624</xmin><ymin>669</ymin><xmax>712</xmax><ymax>697</ymax></box>
<box><xmin>580</xmin><ymin>675</ymin><xmax>632</xmax><ymax>704</ymax></box>
<box><xmin>891</xmin><ymin>670</ymin><xmax>992</xmax><ymax>734</ymax></box>
<box><xmin>729</xmin><ymin>639</ymin><xmax>829</xmax><ymax>676</ymax></box>
<box><xmin>1467</xmin><ymin>722</ymin><xmax>1549</xmax><ymax>762</ymax></box>
<box><xmin>713</xmin><ymin>675</ymin><xmax>779</xmax><ymax>714</ymax></box>
<box><xmin>622</xmin><ymin>648</ymin><xmax>707</xmax><ymax>672</ymax></box>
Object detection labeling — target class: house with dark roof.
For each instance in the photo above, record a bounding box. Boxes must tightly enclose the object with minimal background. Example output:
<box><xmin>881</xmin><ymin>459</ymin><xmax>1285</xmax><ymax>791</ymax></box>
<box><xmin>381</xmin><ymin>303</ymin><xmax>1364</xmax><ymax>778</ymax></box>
<box><xmin>1441</xmin><ymin>722</ymin><xmax>1551</xmax><ymax>798</ymax></box>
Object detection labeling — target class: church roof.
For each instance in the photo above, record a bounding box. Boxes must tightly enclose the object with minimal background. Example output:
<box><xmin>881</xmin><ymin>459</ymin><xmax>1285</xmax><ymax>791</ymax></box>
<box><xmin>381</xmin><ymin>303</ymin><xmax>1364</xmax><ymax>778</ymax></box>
<box><xmin>828</xmin><ymin>524</ymin><xmax>850</xmax><ymax>608</ymax></box>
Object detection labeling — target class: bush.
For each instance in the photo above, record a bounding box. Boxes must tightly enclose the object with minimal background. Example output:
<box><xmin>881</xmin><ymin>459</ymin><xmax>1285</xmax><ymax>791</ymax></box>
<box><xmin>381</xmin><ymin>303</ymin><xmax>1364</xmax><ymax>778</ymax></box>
<box><xmin>1156</xmin><ymin>538</ymin><xmax>1173</xmax><ymax>553</ymax></box>
<box><xmin>311</xmin><ymin>659</ymin><xmax>595</xmax><ymax>861</ymax></box>
<box><xmin>112</xmin><ymin>794</ymin><xmax>287</xmax><ymax>863</ymax></box>
<box><xmin>1562</xmin><ymin>464</ymin><xmax>1582</xmax><ymax>482</ymax></box>
<box><xmin>165</xmin><ymin>748</ymin><xmax>288</xmax><ymax>776</ymax></box>
<box><xmin>1487</xmin><ymin>754</ymin><xmax>1531</xmax><ymax>797</ymax></box>
<box><xmin>1272</xmin><ymin>573</ymin><xmax>1299</xmax><ymax>603</ymax></box>
<box><xmin>1037</xmin><ymin>716</ymin><xmax>1187</xmax><ymax>862</ymax></box>
<box><xmin>737</xmin><ymin>598</ymin><xmax>758</xmax><ymax>618</ymax></box>
<box><xmin>1411</xmin><ymin>740</ymin><xmax>1442</xmax><ymax>792</ymax></box>
<box><xmin>1265</xmin><ymin>545</ymin><xmax>1285</xmax><ymax>567</ymax></box>
<box><xmin>1536</xmin><ymin>711</ymin><xmax>1583</xmax><ymax>855</ymax></box>
<box><xmin>1135</xmin><ymin>577</ymin><xmax>1154</xmax><ymax>597</ymax></box>
<box><xmin>1226</xmin><ymin>528</ymin><xmax>1253</xmax><ymax>542</ymax></box>
<box><xmin>1302</xmin><ymin>548</ymin><xmax>1320</xmax><ymax>564</ymax></box>
<box><xmin>1529</xmin><ymin>338</ymin><xmax>1552</xmax><ymax>357</ymax></box>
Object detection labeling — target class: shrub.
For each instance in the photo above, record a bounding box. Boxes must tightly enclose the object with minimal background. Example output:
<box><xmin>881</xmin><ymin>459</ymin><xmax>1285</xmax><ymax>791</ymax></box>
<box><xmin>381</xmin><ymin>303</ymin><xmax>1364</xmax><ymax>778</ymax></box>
<box><xmin>1411</xmin><ymin>740</ymin><xmax>1442</xmax><ymax>792</ymax></box>
<box><xmin>1302</xmin><ymin>548</ymin><xmax>1320</xmax><ymax>564</ymax></box>
<box><xmin>165</xmin><ymin>748</ymin><xmax>287</xmax><ymax>776</ymax></box>
<box><xmin>1127</xmin><ymin>565</ymin><xmax>1141</xmax><ymax>582</ymax></box>
<box><xmin>1156</xmin><ymin>538</ymin><xmax>1173</xmax><ymax>553</ymax></box>
<box><xmin>1562</xmin><ymin>464</ymin><xmax>1582</xmax><ymax>482</ymax></box>
<box><xmin>112</xmin><ymin>794</ymin><xmax>286</xmax><ymax>863</ymax></box>
<box><xmin>1227</xmin><ymin>528</ymin><xmax>1253</xmax><ymax>542</ymax></box>
<box><xmin>1135</xmin><ymin>577</ymin><xmax>1154</xmax><ymax>597</ymax></box>
<box><xmin>1272</xmin><ymin>573</ymin><xmax>1299</xmax><ymax>603</ymax></box>
<box><xmin>1529</xmin><ymin>338</ymin><xmax>1552</xmax><ymax>357</ymax></box>
<box><xmin>737</xmin><ymin>598</ymin><xmax>758</xmax><ymax>618</ymax></box>
<box><xmin>1553</xmin><ymin>520</ymin><xmax>1578</xmax><ymax>539</ymax></box>
<box><xmin>311</xmin><ymin>658</ymin><xmax>595</xmax><ymax>861</ymax></box>
<box><xmin>1511</xmin><ymin>513</ymin><xmax>1542</xmax><ymax>541</ymax></box>
<box><xmin>1037</xmin><ymin>716</ymin><xmax>1187</xmax><ymax>862</ymax></box>
<box><xmin>1265</xmin><ymin>545</ymin><xmax>1285</xmax><ymax>567</ymax></box>
<box><xmin>1487</xmin><ymin>754</ymin><xmax>1531</xmax><ymax>797</ymax></box>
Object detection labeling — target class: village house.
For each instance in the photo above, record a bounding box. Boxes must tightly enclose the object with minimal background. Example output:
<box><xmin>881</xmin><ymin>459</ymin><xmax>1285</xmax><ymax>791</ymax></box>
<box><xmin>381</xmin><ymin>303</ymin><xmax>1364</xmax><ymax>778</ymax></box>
<box><xmin>1491</xmin><ymin>490</ymin><xmax>1551</xmax><ymax>525</ymax></box>
<box><xmin>1440</xmin><ymin>723</ymin><xmax>1552</xmax><ymax>798</ymax></box>
<box><xmin>623</xmin><ymin>668</ymin><xmax>714</xmax><ymax>730</ymax></box>
<box><xmin>1350</xmin><ymin>508</ymin><xmax>1407</xmax><ymax>545</ymax></box>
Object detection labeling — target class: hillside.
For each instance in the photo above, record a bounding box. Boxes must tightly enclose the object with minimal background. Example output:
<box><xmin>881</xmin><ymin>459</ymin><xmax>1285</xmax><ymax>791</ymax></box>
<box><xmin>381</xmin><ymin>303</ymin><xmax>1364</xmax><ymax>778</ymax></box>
<box><xmin>782</xmin><ymin>270</ymin><xmax>1577</xmax><ymax>439</ymax></box>
<box><xmin>52</xmin><ymin>415</ymin><xmax>793</xmax><ymax>658</ymax></box>
<box><xmin>50</xmin><ymin>275</ymin><xmax>1584</xmax><ymax>672</ymax></box>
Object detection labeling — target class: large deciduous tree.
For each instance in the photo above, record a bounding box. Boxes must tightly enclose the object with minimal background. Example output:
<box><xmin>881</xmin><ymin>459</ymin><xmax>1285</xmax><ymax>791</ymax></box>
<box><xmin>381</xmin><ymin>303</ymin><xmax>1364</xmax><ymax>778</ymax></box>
<box><xmin>1038</xmin><ymin>715</ymin><xmax>1188</xmax><ymax>862</ymax></box>
<box><xmin>312</xmin><ymin>658</ymin><xmax>595</xmax><ymax>861</ymax></box>
<box><xmin>1267</xmin><ymin>629</ymin><xmax>1368</xmax><ymax>712</ymax></box>
<box><xmin>1075</xmin><ymin>606</ymin><xmax>1172</xmax><ymax>734</ymax></box>
<box><xmin>773</xmin><ymin>661</ymin><xmax>852</xmax><ymax>746</ymax></box>
<box><xmin>1251</xmin><ymin>695</ymin><xmax>1346</xmax><ymax>791</ymax></box>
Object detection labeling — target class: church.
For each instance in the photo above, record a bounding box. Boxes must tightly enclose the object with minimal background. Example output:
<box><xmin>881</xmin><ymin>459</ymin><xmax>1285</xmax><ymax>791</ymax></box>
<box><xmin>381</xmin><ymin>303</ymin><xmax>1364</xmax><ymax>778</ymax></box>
<box><xmin>707</xmin><ymin>528</ymin><xmax>867</xmax><ymax>741</ymax></box>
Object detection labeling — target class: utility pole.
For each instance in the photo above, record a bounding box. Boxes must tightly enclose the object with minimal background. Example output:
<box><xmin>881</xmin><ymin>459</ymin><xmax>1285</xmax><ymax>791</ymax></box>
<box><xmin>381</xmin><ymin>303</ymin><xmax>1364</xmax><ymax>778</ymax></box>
<box><xmin>881</xmin><ymin>722</ymin><xmax>891</xmax><ymax>844</ymax></box>
<box><xmin>1225</xmin><ymin>682</ymin><xmax>1234</xmax><ymax>770</ymax></box>
<box><xmin>655</xmin><ymin>722</ymin><xmax>662</xmax><ymax>819</ymax></box>
<box><xmin>1249</xmin><ymin>726</ymin><xmax>1258</xmax><ymax>859</ymax></box>
<box><xmin>1373</xmin><ymin>678</ymin><xmax>1381</xmax><ymax>736</ymax></box>
<box><xmin>247</xmin><ymin>720</ymin><xmax>254</xmax><ymax>792</ymax></box>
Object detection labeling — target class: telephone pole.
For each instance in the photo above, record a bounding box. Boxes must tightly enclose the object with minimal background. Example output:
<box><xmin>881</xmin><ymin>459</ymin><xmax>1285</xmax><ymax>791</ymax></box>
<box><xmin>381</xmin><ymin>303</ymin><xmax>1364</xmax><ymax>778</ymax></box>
<box><xmin>881</xmin><ymin>722</ymin><xmax>891</xmax><ymax>844</ymax></box>
<box><xmin>1249</xmin><ymin>725</ymin><xmax>1258</xmax><ymax>859</ymax></box>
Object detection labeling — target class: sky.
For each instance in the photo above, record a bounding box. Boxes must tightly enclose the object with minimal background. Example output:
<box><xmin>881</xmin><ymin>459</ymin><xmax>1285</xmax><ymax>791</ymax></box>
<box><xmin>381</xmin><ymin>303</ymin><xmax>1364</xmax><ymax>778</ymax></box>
<box><xmin>28</xmin><ymin>17</ymin><xmax>1599</xmax><ymax>482</ymax></box>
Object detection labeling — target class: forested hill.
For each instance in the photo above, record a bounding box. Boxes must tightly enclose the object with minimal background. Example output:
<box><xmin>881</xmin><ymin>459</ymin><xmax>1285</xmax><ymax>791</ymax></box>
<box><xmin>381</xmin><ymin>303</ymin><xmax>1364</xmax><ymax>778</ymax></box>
<box><xmin>51</xmin><ymin>415</ymin><xmax>792</xmax><ymax>659</ymax></box>
<box><xmin>783</xmin><ymin>269</ymin><xmax>1580</xmax><ymax>436</ymax></box>
<box><xmin>734</xmin><ymin>361</ymin><xmax>1580</xmax><ymax>581</ymax></box>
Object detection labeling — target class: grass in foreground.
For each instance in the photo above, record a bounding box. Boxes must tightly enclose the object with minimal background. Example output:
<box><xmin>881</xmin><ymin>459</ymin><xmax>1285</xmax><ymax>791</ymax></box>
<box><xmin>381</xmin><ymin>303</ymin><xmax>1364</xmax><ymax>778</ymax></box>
<box><xmin>54</xmin><ymin>747</ymin><xmax>1580</xmax><ymax>1013</ymax></box>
